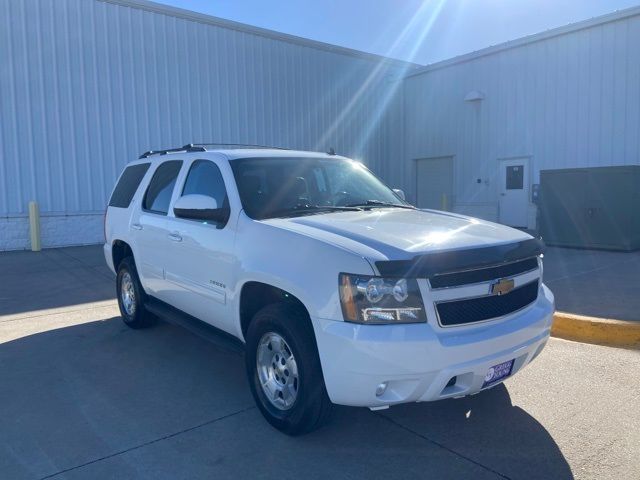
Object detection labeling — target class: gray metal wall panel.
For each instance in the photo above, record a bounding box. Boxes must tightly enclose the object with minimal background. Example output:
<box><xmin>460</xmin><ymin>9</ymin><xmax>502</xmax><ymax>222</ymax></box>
<box><xmin>403</xmin><ymin>12</ymin><xmax>640</xmax><ymax>219</ymax></box>
<box><xmin>0</xmin><ymin>0</ymin><xmax>407</xmax><ymax>217</ymax></box>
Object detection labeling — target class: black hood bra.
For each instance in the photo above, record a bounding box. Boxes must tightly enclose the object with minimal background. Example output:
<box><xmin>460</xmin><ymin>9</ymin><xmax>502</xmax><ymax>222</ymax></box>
<box><xmin>375</xmin><ymin>237</ymin><xmax>545</xmax><ymax>279</ymax></box>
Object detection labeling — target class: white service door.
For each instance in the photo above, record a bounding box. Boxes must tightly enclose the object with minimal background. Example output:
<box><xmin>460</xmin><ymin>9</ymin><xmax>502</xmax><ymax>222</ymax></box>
<box><xmin>498</xmin><ymin>158</ymin><xmax>529</xmax><ymax>227</ymax></box>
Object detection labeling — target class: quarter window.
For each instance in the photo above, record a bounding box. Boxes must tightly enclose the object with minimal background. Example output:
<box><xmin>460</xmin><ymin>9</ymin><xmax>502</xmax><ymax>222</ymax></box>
<box><xmin>143</xmin><ymin>160</ymin><xmax>183</xmax><ymax>214</ymax></box>
<box><xmin>182</xmin><ymin>160</ymin><xmax>228</xmax><ymax>209</ymax></box>
<box><xmin>109</xmin><ymin>163</ymin><xmax>150</xmax><ymax>208</ymax></box>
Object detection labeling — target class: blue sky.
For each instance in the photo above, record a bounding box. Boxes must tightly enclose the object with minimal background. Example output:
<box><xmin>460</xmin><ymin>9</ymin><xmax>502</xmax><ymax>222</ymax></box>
<box><xmin>154</xmin><ymin>0</ymin><xmax>640</xmax><ymax>65</ymax></box>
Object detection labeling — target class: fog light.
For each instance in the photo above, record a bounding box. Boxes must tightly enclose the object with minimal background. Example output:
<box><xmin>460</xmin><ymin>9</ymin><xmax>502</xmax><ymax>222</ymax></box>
<box><xmin>375</xmin><ymin>382</ymin><xmax>388</xmax><ymax>397</ymax></box>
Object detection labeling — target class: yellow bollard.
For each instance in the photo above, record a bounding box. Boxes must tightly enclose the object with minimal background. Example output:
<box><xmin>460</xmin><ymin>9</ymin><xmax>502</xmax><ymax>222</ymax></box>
<box><xmin>28</xmin><ymin>201</ymin><xmax>41</xmax><ymax>252</ymax></box>
<box><xmin>441</xmin><ymin>193</ymin><xmax>448</xmax><ymax>211</ymax></box>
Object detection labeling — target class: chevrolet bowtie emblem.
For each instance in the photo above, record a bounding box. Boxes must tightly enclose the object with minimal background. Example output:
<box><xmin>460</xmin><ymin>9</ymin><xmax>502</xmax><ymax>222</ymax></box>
<box><xmin>490</xmin><ymin>278</ymin><xmax>515</xmax><ymax>296</ymax></box>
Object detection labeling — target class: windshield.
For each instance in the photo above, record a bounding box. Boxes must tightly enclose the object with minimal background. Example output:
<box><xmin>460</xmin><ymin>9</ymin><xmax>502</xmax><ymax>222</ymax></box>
<box><xmin>231</xmin><ymin>157</ymin><xmax>409</xmax><ymax>219</ymax></box>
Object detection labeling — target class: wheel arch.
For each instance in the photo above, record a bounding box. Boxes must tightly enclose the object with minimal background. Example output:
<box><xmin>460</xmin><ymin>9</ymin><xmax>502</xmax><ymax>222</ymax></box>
<box><xmin>112</xmin><ymin>239</ymin><xmax>134</xmax><ymax>270</ymax></box>
<box><xmin>239</xmin><ymin>281</ymin><xmax>311</xmax><ymax>339</ymax></box>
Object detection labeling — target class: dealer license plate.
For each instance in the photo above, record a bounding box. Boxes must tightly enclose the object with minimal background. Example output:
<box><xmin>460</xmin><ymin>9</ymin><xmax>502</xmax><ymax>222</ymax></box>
<box><xmin>482</xmin><ymin>359</ymin><xmax>514</xmax><ymax>388</ymax></box>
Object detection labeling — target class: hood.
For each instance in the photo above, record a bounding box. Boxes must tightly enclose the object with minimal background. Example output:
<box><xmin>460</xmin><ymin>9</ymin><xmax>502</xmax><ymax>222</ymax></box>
<box><xmin>263</xmin><ymin>208</ymin><xmax>532</xmax><ymax>261</ymax></box>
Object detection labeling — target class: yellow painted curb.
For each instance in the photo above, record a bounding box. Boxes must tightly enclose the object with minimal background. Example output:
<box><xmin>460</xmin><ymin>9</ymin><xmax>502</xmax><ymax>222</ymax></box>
<box><xmin>551</xmin><ymin>312</ymin><xmax>640</xmax><ymax>350</ymax></box>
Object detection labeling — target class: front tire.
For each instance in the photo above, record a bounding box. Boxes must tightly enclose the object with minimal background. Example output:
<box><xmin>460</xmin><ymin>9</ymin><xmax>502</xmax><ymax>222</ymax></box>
<box><xmin>245</xmin><ymin>303</ymin><xmax>332</xmax><ymax>435</ymax></box>
<box><xmin>116</xmin><ymin>256</ymin><xmax>154</xmax><ymax>329</ymax></box>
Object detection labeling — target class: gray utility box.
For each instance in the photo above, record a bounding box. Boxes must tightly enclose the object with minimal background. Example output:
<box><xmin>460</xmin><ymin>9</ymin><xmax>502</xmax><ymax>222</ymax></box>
<box><xmin>539</xmin><ymin>166</ymin><xmax>640</xmax><ymax>251</ymax></box>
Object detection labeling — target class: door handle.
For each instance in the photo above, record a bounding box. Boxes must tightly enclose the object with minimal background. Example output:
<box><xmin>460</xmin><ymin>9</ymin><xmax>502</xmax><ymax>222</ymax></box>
<box><xmin>500</xmin><ymin>193</ymin><xmax>506</xmax><ymax>196</ymax></box>
<box><xmin>168</xmin><ymin>232</ymin><xmax>182</xmax><ymax>242</ymax></box>
<box><xmin>131</xmin><ymin>223</ymin><xmax>143</xmax><ymax>230</ymax></box>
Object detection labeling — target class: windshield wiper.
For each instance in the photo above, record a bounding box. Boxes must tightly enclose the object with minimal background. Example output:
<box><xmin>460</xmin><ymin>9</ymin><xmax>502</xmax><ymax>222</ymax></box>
<box><xmin>345</xmin><ymin>200</ymin><xmax>416</xmax><ymax>209</ymax></box>
<box><xmin>265</xmin><ymin>205</ymin><xmax>362</xmax><ymax>219</ymax></box>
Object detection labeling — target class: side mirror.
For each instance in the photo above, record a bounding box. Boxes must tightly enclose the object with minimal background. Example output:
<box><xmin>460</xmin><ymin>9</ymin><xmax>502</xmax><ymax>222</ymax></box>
<box><xmin>393</xmin><ymin>189</ymin><xmax>406</xmax><ymax>201</ymax></box>
<box><xmin>173</xmin><ymin>194</ymin><xmax>229</xmax><ymax>223</ymax></box>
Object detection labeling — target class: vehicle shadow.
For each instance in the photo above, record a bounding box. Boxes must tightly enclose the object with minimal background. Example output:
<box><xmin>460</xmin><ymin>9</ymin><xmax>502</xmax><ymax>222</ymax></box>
<box><xmin>0</xmin><ymin>246</ymin><xmax>115</xmax><ymax>317</ymax></box>
<box><xmin>364</xmin><ymin>385</ymin><xmax>574</xmax><ymax>479</ymax></box>
<box><xmin>0</xmin><ymin>316</ymin><xmax>572</xmax><ymax>479</ymax></box>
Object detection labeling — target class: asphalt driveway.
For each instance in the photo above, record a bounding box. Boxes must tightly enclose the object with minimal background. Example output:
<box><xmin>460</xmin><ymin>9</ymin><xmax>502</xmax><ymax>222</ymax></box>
<box><xmin>543</xmin><ymin>247</ymin><xmax>640</xmax><ymax>321</ymax></box>
<box><xmin>0</xmin><ymin>246</ymin><xmax>639</xmax><ymax>479</ymax></box>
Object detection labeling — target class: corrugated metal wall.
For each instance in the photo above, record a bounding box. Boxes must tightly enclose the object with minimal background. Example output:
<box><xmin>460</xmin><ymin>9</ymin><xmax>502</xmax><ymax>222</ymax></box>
<box><xmin>4</xmin><ymin>0</ymin><xmax>639</xmax><ymax>248</ymax></box>
<box><xmin>403</xmin><ymin>10</ymin><xmax>640</xmax><ymax>224</ymax></box>
<box><xmin>0</xmin><ymin>0</ymin><xmax>408</xmax><ymax>222</ymax></box>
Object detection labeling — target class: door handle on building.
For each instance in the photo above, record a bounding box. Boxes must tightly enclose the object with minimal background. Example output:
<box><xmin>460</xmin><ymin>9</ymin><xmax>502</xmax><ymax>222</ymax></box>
<box><xmin>131</xmin><ymin>223</ymin><xmax>143</xmax><ymax>230</ymax></box>
<box><xmin>168</xmin><ymin>232</ymin><xmax>182</xmax><ymax>242</ymax></box>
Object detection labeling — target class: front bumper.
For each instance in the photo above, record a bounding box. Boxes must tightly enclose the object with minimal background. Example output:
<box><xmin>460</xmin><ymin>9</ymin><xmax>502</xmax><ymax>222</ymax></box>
<box><xmin>313</xmin><ymin>284</ymin><xmax>554</xmax><ymax>407</ymax></box>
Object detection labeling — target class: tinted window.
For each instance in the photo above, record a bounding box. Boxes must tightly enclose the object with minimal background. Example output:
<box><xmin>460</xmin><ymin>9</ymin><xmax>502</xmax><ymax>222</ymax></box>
<box><xmin>182</xmin><ymin>160</ymin><xmax>228</xmax><ymax>208</ymax></box>
<box><xmin>108</xmin><ymin>163</ymin><xmax>150</xmax><ymax>208</ymax></box>
<box><xmin>231</xmin><ymin>157</ymin><xmax>406</xmax><ymax>219</ymax></box>
<box><xmin>143</xmin><ymin>161</ymin><xmax>183</xmax><ymax>214</ymax></box>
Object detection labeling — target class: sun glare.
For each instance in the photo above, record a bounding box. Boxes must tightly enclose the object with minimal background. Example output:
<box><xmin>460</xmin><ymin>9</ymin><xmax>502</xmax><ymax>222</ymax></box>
<box><xmin>314</xmin><ymin>0</ymin><xmax>447</xmax><ymax>159</ymax></box>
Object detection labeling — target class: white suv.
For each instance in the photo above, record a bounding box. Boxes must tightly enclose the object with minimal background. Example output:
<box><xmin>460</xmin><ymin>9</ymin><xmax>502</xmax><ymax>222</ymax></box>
<box><xmin>104</xmin><ymin>144</ymin><xmax>554</xmax><ymax>435</ymax></box>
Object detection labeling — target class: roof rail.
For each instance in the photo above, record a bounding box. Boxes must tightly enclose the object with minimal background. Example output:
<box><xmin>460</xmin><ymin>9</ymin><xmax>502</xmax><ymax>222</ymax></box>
<box><xmin>138</xmin><ymin>144</ymin><xmax>206</xmax><ymax>159</ymax></box>
<box><xmin>138</xmin><ymin>143</ymin><xmax>289</xmax><ymax>159</ymax></box>
<box><xmin>191</xmin><ymin>143</ymin><xmax>290</xmax><ymax>150</ymax></box>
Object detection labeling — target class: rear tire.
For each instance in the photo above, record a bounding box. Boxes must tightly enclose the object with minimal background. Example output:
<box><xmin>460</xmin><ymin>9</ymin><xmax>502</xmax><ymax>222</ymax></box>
<box><xmin>116</xmin><ymin>256</ymin><xmax>154</xmax><ymax>329</ymax></box>
<box><xmin>245</xmin><ymin>303</ymin><xmax>332</xmax><ymax>435</ymax></box>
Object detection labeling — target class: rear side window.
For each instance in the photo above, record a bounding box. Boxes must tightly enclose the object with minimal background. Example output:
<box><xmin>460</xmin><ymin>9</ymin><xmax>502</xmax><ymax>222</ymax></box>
<box><xmin>182</xmin><ymin>160</ymin><xmax>228</xmax><ymax>208</ymax></box>
<box><xmin>143</xmin><ymin>160</ymin><xmax>183</xmax><ymax>215</ymax></box>
<box><xmin>108</xmin><ymin>163</ymin><xmax>150</xmax><ymax>208</ymax></box>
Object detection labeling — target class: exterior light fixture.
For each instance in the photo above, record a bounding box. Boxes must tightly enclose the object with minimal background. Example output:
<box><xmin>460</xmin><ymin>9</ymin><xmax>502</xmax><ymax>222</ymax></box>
<box><xmin>464</xmin><ymin>90</ymin><xmax>485</xmax><ymax>102</ymax></box>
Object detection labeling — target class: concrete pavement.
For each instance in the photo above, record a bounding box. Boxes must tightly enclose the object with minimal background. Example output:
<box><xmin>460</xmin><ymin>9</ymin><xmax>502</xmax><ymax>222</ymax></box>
<box><xmin>0</xmin><ymin>246</ymin><xmax>114</xmax><ymax>319</ymax></box>
<box><xmin>1</xmin><ymin>246</ymin><xmax>639</xmax><ymax>479</ymax></box>
<box><xmin>2</xmin><ymin>301</ymin><xmax>639</xmax><ymax>479</ymax></box>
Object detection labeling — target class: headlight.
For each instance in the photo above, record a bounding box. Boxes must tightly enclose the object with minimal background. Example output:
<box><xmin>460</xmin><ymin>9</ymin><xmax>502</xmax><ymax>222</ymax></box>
<box><xmin>538</xmin><ymin>254</ymin><xmax>544</xmax><ymax>281</ymax></box>
<box><xmin>339</xmin><ymin>273</ymin><xmax>426</xmax><ymax>324</ymax></box>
